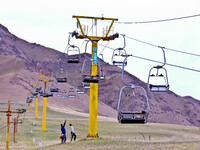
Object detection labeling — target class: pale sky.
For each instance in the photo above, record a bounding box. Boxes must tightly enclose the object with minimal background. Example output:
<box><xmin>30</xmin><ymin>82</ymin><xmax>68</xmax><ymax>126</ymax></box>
<box><xmin>0</xmin><ymin>0</ymin><xmax>200</xmax><ymax>100</ymax></box>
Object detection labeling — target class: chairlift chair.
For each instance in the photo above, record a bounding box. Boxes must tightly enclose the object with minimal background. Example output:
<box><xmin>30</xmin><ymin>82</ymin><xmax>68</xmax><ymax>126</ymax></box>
<box><xmin>31</xmin><ymin>91</ymin><xmax>38</xmax><ymax>96</ymax></box>
<box><xmin>117</xmin><ymin>55</ymin><xmax>150</xmax><ymax>124</ymax></box>
<box><xmin>76</xmin><ymin>83</ymin><xmax>85</xmax><ymax>94</ymax></box>
<box><xmin>83</xmin><ymin>83</ymin><xmax>90</xmax><ymax>89</ymax></box>
<box><xmin>117</xmin><ymin>85</ymin><xmax>150</xmax><ymax>124</ymax></box>
<box><xmin>51</xmin><ymin>88</ymin><xmax>59</xmax><ymax>93</ymax></box>
<box><xmin>68</xmin><ymin>86</ymin><xmax>76</xmax><ymax>97</ymax></box>
<box><xmin>81</xmin><ymin>59</ymin><xmax>102</xmax><ymax>83</ymax></box>
<box><xmin>147</xmin><ymin>46</ymin><xmax>169</xmax><ymax>92</ymax></box>
<box><xmin>68</xmin><ymin>94</ymin><xmax>76</xmax><ymax>98</ymax></box>
<box><xmin>26</xmin><ymin>97</ymin><xmax>32</xmax><ymax>103</ymax></box>
<box><xmin>66</xmin><ymin>46</ymin><xmax>80</xmax><ymax>63</ymax></box>
<box><xmin>66</xmin><ymin>32</ymin><xmax>81</xmax><ymax>63</ymax></box>
<box><xmin>50</xmin><ymin>80</ymin><xmax>59</xmax><ymax>92</ymax></box>
<box><xmin>56</xmin><ymin>68</ymin><xmax>67</xmax><ymax>83</ymax></box>
<box><xmin>100</xmin><ymin>66</ymin><xmax>105</xmax><ymax>80</ymax></box>
<box><xmin>111</xmin><ymin>34</ymin><xmax>127</xmax><ymax>66</ymax></box>
<box><xmin>36</xmin><ymin>87</ymin><xmax>41</xmax><ymax>92</ymax></box>
<box><xmin>147</xmin><ymin>66</ymin><xmax>169</xmax><ymax>92</ymax></box>
<box><xmin>112</xmin><ymin>50</ymin><xmax>127</xmax><ymax>66</ymax></box>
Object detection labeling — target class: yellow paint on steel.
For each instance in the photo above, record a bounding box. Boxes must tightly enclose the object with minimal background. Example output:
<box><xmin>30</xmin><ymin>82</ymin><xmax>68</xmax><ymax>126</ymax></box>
<box><xmin>73</xmin><ymin>15</ymin><xmax>118</xmax><ymax>41</ymax></box>
<box><xmin>42</xmin><ymin>97</ymin><xmax>47</xmax><ymax>131</ymax></box>
<box><xmin>35</xmin><ymin>96</ymin><xmax>38</xmax><ymax>118</ymax></box>
<box><xmin>87</xmin><ymin>41</ymin><xmax>99</xmax><ymax>138</ymax></box>
<box><xmin>39</xmin><ymin>73</ymin><xmax>52</xmax><ymax>131</ymax></box>
<box><xmin>73</xmin><ymin>15</ymin><xmax>118</xmax><ymax>21</ymax></box>
<box><xmin>30</xmin><ymin>102</ymin><xmax>32</xmax><ymax>113</ymax></box>
<box><xmin>105</xmin><ymin>20</ymin><xmax>115</xmax><ymax>37</ymax></box>
<box><xmin>76</xmin><ymin>17</ymin><xmax>85</xmax><ymax>36</ymax></box>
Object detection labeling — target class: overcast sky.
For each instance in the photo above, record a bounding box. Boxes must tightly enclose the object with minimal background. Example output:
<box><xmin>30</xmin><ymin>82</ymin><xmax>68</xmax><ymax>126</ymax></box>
<box><xmin>0</xmin><ymin>0</ymin><xmax>200</xmax><ymax>100</ymax></box>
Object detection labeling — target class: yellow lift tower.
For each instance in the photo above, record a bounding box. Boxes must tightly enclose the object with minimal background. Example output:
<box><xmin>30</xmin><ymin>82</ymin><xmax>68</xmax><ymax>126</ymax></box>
<box><xmin>39</xmin><ymin>73</ymin><xmax>52</xmax><ymax>131</ymax></box>
<box><xmin>28</xmin><ymin>90</ymin><xmax>34</xmax><ymax>113</ymax></box>
<box><xmin>72</xmin><ymin>15</ymin><xmax>118</xmax><ymax>138</ymax></box>
<box><xmin>33</xmin><ymin>82</ymin><xmax>43</xmax><ymax>118</ymax></box>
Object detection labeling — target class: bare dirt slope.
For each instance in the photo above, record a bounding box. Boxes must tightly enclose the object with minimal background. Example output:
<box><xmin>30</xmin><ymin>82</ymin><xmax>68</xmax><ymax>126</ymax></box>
<box><xmin>0</xmin><ymin>24</ymin><xmax>200</xmax><ymax>126</ymax></box>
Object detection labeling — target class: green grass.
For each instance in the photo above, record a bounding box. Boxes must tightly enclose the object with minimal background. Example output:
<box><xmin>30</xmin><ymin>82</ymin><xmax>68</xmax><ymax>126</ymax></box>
<box><xmin>0</xmin><ymin>102</ymin><xmax>200</xmax><ymax>150</ymax></box>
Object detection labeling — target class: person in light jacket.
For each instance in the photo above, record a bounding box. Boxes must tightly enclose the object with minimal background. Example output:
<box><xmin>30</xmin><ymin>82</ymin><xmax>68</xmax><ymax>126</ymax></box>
<box><xmin>69</xmin><ymin>123</ymin><xmax>76</xmax><ymax>142</ymax></box>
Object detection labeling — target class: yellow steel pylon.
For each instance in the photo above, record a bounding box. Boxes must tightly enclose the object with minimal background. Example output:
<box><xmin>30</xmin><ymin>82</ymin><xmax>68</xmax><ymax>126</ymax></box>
<box><xmin>33</xmin><ymin>82</ymin><xmax>42</xmax><ymax>118</ymax></box>
<box><xmin>73</xmin><ymin>15</ymin><xmax>118</xmax><ymax>138</ymax></box>
<box><xmin>39</xmin><ymin>73</ymin><xmax>52</xmax><ymax>131</ymax></box>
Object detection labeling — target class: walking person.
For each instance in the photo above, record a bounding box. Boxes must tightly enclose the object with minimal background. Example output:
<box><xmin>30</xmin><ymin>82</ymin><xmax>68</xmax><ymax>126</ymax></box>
<box><xmin>69</xmin><ymin>123</ymin><xmax>76</xmax><ymax>142</ymax></box>
<box><xmin>60</xmin><ymin>120</ymin><xmax>67</xmax><ymax>144</ymax></box>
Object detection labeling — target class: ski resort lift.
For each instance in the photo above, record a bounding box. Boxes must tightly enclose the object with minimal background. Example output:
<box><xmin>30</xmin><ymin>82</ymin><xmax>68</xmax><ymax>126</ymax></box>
<box><xmin>66</xmin><ymin>31</ymin><xmax>80</xmax><ymax>63</ymax></box>
<box><xmin>68</xmin><ymin>90</ymin><xmax>76</xmax><ymax>98</ymax></box>
<box><xmin>56</xmin><ymin>59</ymin><xmax>67</xmax><ymax>83</ymax></box>
<box><xmin>50</xmin><ymin>80</ymin><xmax>59</xmax><ymax>92</ymax></box>
<box><xmin>26</xmin><ymin>96</ymin><xmax>32</xmax><ymax>103</ymax></box>
<box><xmin>111</xmin><ymin>34</ymin><xmax>127</xmax><ymax>66</ymax></box>
<box><xmin>31</xmin><ymin>91</ymin><xmax>38</xmax><ymax>96</ymax></box>
<box><xmin>76</xmin><ymin>82</ymin><xmax>85</xmax><ymax>94</ymax></box>
<box><xmin>100</xmin><ymin>66</ymin><xmax>105</xmax><ymax>80</ymax></box>
<box><xmin>81</xmin><ymin>58</ymin><xmax>102</xmax><ymax>83</ymax></box>
<box><xmin>117</xmin><ymin>55</ymin><xmax>150</xmax><ymax>124</ymax></box>
<box><xmin>147</xmin><ymin>46</ymin><xmax>169</xmax><ymax>92</ymax></box>
<box><xmin>67</xmin><ymin>82</ymin><xmax>76</xmax><ymax>98</ymax></box>
<box><xmin>83</xmin><ymin>82</ymin><xmax>90</xmax><ymax>89</ymax></box>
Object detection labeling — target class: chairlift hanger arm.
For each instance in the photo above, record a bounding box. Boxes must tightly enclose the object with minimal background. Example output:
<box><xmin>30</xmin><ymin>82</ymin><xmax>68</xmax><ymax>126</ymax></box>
<box><xmin>157</xmin><ymin>46</ymin><xmax>166</xmax><ymax>67</ymax></box>
<box><xmin>121</xmin><ymin>55</ymin><xmax>133</xmax><ymax>86</ymax></box>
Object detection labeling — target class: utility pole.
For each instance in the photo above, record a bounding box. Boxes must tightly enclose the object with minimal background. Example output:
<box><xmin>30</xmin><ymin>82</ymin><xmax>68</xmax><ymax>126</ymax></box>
<box><xmin>39</xmin><ymin>73</ymin><xmax>52</xmax><ymax>131</ymax></box>
<box><xmin>72</xmin><ymin>15</ymin><xmax>118</xmax><ymax>138</ymax></box>
<box><xmin>0</xmin><ymin>101</ymin><xmax>26</xmax><ymax>150</ymax></box>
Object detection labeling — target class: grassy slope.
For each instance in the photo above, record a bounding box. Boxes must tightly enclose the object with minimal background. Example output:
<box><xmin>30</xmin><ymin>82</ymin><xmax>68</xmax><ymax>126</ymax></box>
<box><xmin>0</xmin><ymin>103</ymin><xmax>200</xmax><ymax>150</ymax></box>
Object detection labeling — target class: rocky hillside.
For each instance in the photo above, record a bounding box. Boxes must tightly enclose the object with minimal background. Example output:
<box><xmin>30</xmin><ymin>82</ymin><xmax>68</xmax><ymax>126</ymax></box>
<box><xmin>0</xmin><ymin>24</ymin><xmax>200</xmax><ymax>126</ymax></box>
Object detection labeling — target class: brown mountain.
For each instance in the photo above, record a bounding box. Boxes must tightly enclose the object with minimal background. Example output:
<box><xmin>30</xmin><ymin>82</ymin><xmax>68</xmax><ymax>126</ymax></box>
<box><xmin>0</xmin><ymin>24</ymin><xmax>200</xmax><ymax>126</ymax></box>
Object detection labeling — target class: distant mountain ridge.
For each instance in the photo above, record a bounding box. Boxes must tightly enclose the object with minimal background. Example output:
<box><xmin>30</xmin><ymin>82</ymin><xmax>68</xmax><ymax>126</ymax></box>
<box><xmin>0</xmin><ymin>24</ymin><xmax>200</xmax><ymax>126</ymax></box>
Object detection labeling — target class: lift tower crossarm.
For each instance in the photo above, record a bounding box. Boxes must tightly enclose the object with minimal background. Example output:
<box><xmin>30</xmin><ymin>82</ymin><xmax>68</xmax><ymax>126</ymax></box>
<box><xmin>72</xmin><ymin>15</ymin><xmax>118</xmax><ymax>41</ymax></box>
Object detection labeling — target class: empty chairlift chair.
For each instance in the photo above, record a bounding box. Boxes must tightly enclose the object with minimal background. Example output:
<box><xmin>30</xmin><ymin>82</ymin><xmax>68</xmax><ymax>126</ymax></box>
<box><xmin>147</xmin><ymin>46</ymin><xmax>169</xmax><ymax>92</ymax></box>
<box><xmin>66</xmin><ymin>32</ymin><xmax>80</xmax><ymax>63</ymax></box>
<box><xmin>117</xmin><ymin>85</ymin><xmax>150</xmax><ymax>124</ymax></box>
<box><xmin>56</xmin><ymin>68</ymin><xmax>67</xmax><ymax>83</ymax></box>
<box><xmin>111</xmin><ymin>34</ymin><xmax>127</xmax><ymax>66</ymax></box>
<box><xmin>81</xmin><ymin>59</ymin><xmax>102</xmax><ymax>83</ymax></box>
<box><xmin>50</xmin><ymin>80</ymin><xmax>59</xmax><ymax>92</ymax></box>
<box><xmin>117</xmin><ymin>55</ymin><xmax>150</xmax><ymax>124</ymax></box>
<box><xmin>100</xmin><ymin>66</ymin><xmax>105</xmax><ymax>80</ymax></box>
<box><xmin>147</xmin><ymin>66</ymin><xmax>169</xmax><ymax>92</ymax></box>
<box><xmin>76</xmin><ymin>83</ymin><xmax>85</xmax><ymax>94</ymax></box>
<box><xmin>83</xmin><ymin>82</ymin><xmax>90</xmax><ymax>89</ymax></box>
<box><xmin>68</xmin><ymin>88</ymin><xmax>76</xmax><ymax>98</ymax></box>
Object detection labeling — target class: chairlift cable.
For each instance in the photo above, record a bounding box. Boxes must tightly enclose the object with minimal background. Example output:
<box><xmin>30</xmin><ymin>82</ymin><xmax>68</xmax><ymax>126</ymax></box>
<box><xmin>98</xmin><ymin>43</ymin><xmax>200</xmax><ymax>73</ymax></box>
<box><xmin>116</xmin><ymin>13</ymin><xmax>200</xmax><ymax>24</ymax></box>
<box><xmin>125</xmin><ymin>35</ymin><xmax>200</xmax><ymax>57</ymax></box>
<box><xmin>98</xmin><ymin>41</ymin><xmax>110</xmax><ymax>57</ymax></box>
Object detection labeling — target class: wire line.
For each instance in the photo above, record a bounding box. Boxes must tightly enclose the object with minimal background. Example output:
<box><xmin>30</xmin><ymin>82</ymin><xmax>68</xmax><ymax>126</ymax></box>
<box><xmin>98</xmin><ymin>43</ymin><xmax>200</xmax><ymax>73</ymax></box>
<box><xmin>125</xmin><ymin>35</ymin><xmax>200</xmax><ymax>57</ymax></box>
<box><xmin>117</xmin><ymin>14</ymin><xmax>200</xmax><ymax>24</ymax></box>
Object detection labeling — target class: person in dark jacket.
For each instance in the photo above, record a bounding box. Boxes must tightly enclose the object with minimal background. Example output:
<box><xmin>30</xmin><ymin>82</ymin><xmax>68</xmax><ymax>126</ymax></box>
<box><xmin>60</xmin><ymin>120</ymin><xmax>66</xmax><ymax>143</ymax></box>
